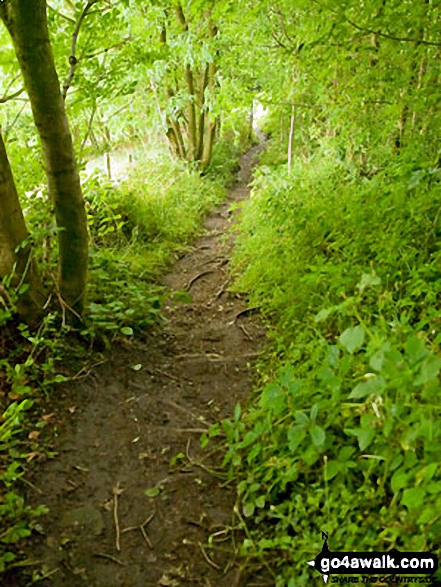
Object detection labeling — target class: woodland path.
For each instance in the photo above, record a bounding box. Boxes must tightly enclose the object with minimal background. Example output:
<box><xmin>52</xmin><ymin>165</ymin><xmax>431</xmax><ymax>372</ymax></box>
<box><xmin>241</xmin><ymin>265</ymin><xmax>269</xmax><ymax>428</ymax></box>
<box><xmin>8</xmin><ymin>144</ymin><xmax>268</xmax><ymax>587</ymax></box>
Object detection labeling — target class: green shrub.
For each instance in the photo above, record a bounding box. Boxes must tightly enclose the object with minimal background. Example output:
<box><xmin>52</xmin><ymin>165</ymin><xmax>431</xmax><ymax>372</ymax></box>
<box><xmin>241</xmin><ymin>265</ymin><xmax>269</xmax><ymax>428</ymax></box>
<box><xmin>226</xmin><ymin>146</ymin><xmax>441</xmax><ymax>585</ymax></box>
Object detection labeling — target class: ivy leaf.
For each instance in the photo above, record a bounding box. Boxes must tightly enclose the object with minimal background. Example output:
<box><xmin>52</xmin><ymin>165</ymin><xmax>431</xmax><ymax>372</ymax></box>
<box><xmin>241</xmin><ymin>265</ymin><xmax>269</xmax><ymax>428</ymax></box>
<box><xmin>339</xmin><ymin>326</ymin><xmax>365</xmax><ymax>354</ymax></box>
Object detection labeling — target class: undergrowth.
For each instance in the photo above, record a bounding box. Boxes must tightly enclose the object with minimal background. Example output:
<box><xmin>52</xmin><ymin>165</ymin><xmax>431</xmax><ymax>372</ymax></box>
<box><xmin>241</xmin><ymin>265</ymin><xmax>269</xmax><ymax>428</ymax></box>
<box><xmin>0</xmin><ymin>136</ymin><xmax>241</xmax><ymax>574</ymax></box>
<box><xmin>223</xmin><ymin>139</ymin><xmax>441</xmax><ymax>585</ymax></box>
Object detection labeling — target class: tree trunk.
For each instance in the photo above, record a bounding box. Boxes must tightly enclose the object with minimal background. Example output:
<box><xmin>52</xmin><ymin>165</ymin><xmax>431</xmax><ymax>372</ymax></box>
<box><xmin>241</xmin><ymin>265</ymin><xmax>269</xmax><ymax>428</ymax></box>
<box><xmin>200</xmin><ymin>119</ymin><xmax>216</xmax><ymax>169</ymax></box>
<box><xmin>1</xmin><ymin>0</ymin><xmax>89</xmax><ymax>317</ymax></box>
<box><xmin>196</xmin><ymin>66</ymin><xmax>210</xmax><ymax>161</ymax></box>
<box><xmin>288</xmin><ymin>104</ymin><xmax>295</xmax><ymax>175</ymax></box>
<box><xmin>0</xmin><ymin>131</ymin><xmax>44</xmax><ymax>323</ymax></box>
<box><xmin>174</xmin><ymin>4</ymin><xmax>198</xmax><ymax>162</ymax></box>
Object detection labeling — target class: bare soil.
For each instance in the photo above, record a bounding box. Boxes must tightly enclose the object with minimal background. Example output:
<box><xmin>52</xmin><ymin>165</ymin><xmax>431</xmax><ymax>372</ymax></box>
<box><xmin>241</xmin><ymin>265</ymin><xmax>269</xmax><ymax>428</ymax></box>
<box><xmin>6</xmin><ymin>144</ymin><xmax>270</xmax><ymax>587</ymax></box>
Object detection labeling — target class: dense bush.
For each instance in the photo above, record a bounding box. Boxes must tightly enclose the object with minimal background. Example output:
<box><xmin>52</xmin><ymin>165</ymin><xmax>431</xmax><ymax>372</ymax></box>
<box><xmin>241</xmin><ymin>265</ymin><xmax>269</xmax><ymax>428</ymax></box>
<box><xmin>225</xmin><ymin>144</ymin><xmax>441</xmax><ymax>585</ymax></box>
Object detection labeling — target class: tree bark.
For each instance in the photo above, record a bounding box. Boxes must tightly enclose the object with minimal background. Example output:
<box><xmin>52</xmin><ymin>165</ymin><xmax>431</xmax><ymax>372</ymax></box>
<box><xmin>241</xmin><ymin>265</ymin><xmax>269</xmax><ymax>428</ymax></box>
<box><xmin>0</xmin><ymin>130</ymin><xmax>44</xmax><ymax>323</ymax></box>
<box><xmin>200</xmin><ymin>119</ymin><xmax>216</xmax><ymax>169</ymax></box>
<box><xmin>174</xmin><ymin>4</ymin><xmax>198</xmax><ymax>162</ymax></box>
<box><xmin>196</xmin><ymin>66</ymin><xmax>210</xmax><ymax>161</ymax></box>
<box><xmin>288</xmin><ymin>104</ymin><xmax>295</xmax><ymax>175</ymax></box>
<box><xmin>1</xmin><ymin>0</ymin><xmax>89</xmax><ymax>317</ymax></box>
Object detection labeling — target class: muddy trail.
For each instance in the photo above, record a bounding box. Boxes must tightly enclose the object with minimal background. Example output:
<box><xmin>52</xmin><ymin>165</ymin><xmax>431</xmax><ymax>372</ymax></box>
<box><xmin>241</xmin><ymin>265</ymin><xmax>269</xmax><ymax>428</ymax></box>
<box><xmin>7</xmin><ymin>144</ymin><xmax>269</xmax><ymax>587</ymax></box>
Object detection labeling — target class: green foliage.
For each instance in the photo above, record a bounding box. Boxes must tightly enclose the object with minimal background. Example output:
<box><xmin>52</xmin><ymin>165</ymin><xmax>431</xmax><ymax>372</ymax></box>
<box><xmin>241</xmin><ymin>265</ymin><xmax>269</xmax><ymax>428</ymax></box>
<box><xmin>225</xmin><ymin>142</ymin><xmax>441</xmax><ymax>583</ymax></box>
<box><xmin>0</xmin><ymin>134</ymin><xmax>238</xmax><ymax>572</ymax></box>
<box><xmin>82</xmin><ymin>145</ymin><xmax>227</xmax><ymax>339</ymax></box>
<box><xmin>0</xmin><ymin>308</ymin><xmax>69</xmax><ymax>573</ymax></box>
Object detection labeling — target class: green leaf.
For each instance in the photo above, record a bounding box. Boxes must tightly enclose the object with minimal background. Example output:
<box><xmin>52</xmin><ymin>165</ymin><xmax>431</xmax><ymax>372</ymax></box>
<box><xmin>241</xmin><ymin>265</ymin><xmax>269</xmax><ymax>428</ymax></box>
<box><xmin>288</xmin><ymin>425</ymin><xmax>306</xmax><ymax>450</ymax></box>
<box><xmin>144</xmin><ymin>486</ymin><xmax>161</xmax><ymax>498</ymax></box>
<box><xmin>294</xmin><ymin>411</ymin><xmax>309</xmax><ymax>426</ymax></box>
<box><xmin>401</xmin><ymin>487</ymin><xmax>425</xmax><ymax>509</ymax></box>
<box><xmin>243</xmin><ymin>502</ymin><xmax>255</xmax><ymax>517</ymax></box>
<box><xmin>260</xmin><ymin>383</ymin><xmax>286</xmax><ymax>414</ymax></box>
<box><xmin>121</xmin><ymin>326</ymin><xmax>133</xmax><ymax>335</ymax></box>
<box><xmin>314</xmin><ymin>307</ymin><xmax>333</xmax><ymax>322</ymax></box>
<box><xmin>255</xmin><ymin>495</ymin><xmax>265</xmax><ymax>508</ymax></box>
<box><xmin>405</xmin><ymin>335</ymin><xmax>426</xmax><ymax>362</ymax></box>
<box><xmin>358</xmin><ymin>272</ymin><xmax>381</xmax><ymax>293</ymax></box>
<box><xmin>357</xmin><ymin>428</ymin><xmax>375</xmax><ymax>451</ymax></box>
<box><xmin>324</xmin><ymin>459</ymin><xmax>340</xmax><ymax>481</ymax></box>
<box><xmin>310</xmin><ymin>403</ymin><xmax>318</xmax><ymax>420</ymax></box>
<box><xmin>414</xmin><ymin>355</ymin><xmax>441</xmax><ymax>385</ymax></box>
<box><xmin>340</xmin><ymin>326</ymin><xmax>365</xmax><ymax>354</ymax></box>
<box><xmin>349</xmin><ymin>376</ymin><xmax>385</xmax><ymax>399</ymax></box>
<box><xmin>417</xmin><ymin>506</ymin><xmax>437</xmax><ymax>525</ymax></box>
<box><xmin>310</xmin><ymin>425</ymin><xmax>326</xmax><ymax>446</ymax></box>
<box><xmin>391</xmin><ymin>469</ymin><xmax>409</xmax><ymax>493</ymax></box>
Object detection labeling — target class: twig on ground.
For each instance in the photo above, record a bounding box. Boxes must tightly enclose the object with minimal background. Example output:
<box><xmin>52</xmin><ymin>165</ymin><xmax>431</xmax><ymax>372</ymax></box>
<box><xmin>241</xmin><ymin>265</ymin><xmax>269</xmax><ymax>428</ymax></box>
<box><xmin>21</xmin><ymin>478</ymin><xmax>44</xmax><ymax>495</ymax></box>
<box><xmin>113</xmin><ymin>482</ymin><xmax>123</xmax><ymax>552</ymax></box>
<box><xmin>140</xmin><ymin>513</ymin><xmax>155</xmax><ymax>549</ymax></box>
<box><xmin>122</xmin><ymin>512</ymin><xmax>155</xmax><ymax>550</ymax></box>
<box><xmin>71</xmin><ymin>359</ymin><xmax>106</xmax><ymax>380</ymax></box>
<box><xmin>94</xmin><ymin>552</ymin><xmax>125</xmax><ymax>565</ymax></box>
<box><xmin>206</xmin><ymin>279</ymin><xmax>229</xmax><ymax>305</ymax></box>
<box><xmin>184</xmin><ymin>439</ymin><xmax>227</xmax><ymax>479</ymax></box>
<box><xmin>198</xmin><ymin>541</ymin><xmax>221</xmax><ymax>570</ymax></box>
<box><xmin>152</xmin><ymin>367</ymin><xmax>179</xmax><ymax>381</ymax></box>
<box><xmin>161</xmin><ymin>399</ymin><xmax>213</xmax><ymax>427</ymax></box>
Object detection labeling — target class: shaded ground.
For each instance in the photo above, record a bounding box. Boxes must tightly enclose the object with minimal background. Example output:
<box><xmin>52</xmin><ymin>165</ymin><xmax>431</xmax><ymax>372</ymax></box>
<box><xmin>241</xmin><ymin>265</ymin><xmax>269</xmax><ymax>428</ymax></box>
<box><xmin>7</xmin><ymin>144</ymin><xmax>270</xmax><ymax>587</ymax></box>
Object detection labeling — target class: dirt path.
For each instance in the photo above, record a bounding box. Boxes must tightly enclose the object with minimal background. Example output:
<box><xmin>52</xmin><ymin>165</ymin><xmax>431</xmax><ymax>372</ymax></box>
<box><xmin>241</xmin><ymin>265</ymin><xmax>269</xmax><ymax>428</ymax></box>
<box><xmin>8</xmin><ymin>144</ymin><xmax>267</xmax><ymax>587</ymax></box>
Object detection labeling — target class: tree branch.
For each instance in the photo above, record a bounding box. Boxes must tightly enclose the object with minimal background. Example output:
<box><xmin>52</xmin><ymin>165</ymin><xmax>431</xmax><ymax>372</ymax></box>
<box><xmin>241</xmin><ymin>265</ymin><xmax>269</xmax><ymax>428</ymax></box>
<box><xmin>82</xmin><ymin>38</ymin><xmax>131</xmax><ymax>60</ymax></box>
<box><xmin>62</xmin><ymin>0</ymin><xmax>102</xmax><ymax>100</ymax></box>
<box><xmin>270</xmin><ymin>6</ymin><xmax>296</xmax><ymax>47</ymax></box>
<box><xmin>0</xmin><ymin>87</ymin><xmax>25</xmax><ymax>103</ymax></box>
<box><xmin>47</xmin><ymin>3</ymin><xmax>75</xmax><ymax>24</ymax></box>
<box><xmin>346</xmin><ymin>17</ymin><xmax>441</xmax><ymax>47</ymax></box>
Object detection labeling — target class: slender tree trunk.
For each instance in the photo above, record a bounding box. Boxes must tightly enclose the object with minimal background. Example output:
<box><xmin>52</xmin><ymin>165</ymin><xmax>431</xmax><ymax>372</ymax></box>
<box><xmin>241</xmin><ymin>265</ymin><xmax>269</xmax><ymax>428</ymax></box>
<box><xmin>200</xmin><ymin>119</ymin><xmax>216</xmax><ymax>169</ymax></box>
<box><xmin>184</xmin><ymin>66</ymin><xmax>198</xmax><ymax>161</ymax></box>
<box><xmin>1</xmin><ymin>0</ymin><xmax>89</xmax><ymax>317</ymax></box>
<box><xmin>0</xmin><ymin>131</ymin><xmax>44</xmax><ymax>323</ymax></box>
<box><xmin>169</xmin><ymin>118</ymin><xmax>186</xmax><ymax>159</ymax></box>
<box><xmin>174</xmin><ymin>4</ymin><xmax>198</xmax><ymax>161</ymax></box>
<box><xmin>288</xmin><ymin>104</ymin><xmax>295</xmax><ymax>175</ymax></box>
<box><xmin>196</xmin><ymin>66</ymin><xmax>210</xmax><ymax>161</ymax></box>
<box><xmin>199</xmin><ymin>58</ymin><xmax>217</xmax><ymax>169</ymax></box>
